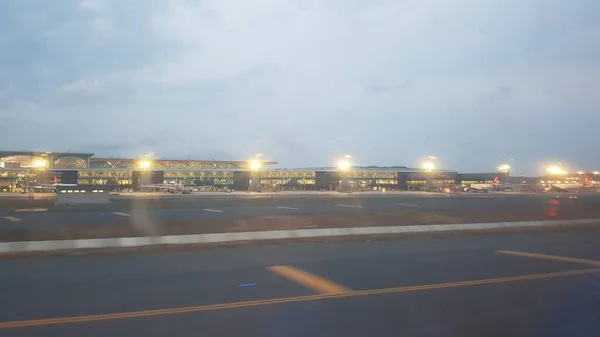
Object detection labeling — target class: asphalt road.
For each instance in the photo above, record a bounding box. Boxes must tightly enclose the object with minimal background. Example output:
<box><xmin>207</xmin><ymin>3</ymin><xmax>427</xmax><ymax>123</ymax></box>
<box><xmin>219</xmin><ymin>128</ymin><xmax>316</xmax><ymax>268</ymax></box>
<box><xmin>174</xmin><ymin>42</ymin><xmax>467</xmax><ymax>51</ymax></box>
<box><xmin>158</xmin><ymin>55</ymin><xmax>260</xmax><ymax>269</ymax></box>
<box><xmin>2</xmin><ymin>228</ymin><xmax>600</xmax><ymax>336</ymax></box>
<box><xmin>1</xmin><ymin>193</ymin><xmax>600</xmax><ymax>230</ymax></box>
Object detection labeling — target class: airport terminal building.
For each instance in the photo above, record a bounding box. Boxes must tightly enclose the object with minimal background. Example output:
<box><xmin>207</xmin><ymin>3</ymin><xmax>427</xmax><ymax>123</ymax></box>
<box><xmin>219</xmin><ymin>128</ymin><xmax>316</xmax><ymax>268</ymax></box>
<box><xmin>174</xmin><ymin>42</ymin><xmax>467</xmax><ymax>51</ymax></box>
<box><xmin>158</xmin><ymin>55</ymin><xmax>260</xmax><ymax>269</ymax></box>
<box><xmin>0</xmin><ymin>150</ymin><xmax>507</xmax><ymax>192</ymax></box>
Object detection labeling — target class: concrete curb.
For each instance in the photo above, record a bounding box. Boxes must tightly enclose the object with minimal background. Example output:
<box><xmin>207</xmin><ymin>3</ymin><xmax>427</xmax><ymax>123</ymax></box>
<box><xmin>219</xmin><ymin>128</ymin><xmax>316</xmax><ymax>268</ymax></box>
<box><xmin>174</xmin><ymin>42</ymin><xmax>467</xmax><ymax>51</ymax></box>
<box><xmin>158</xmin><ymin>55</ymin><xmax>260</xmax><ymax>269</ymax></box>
<box><xmin>1</xmin><ymin>218</ymin><xmax>599</xmax><ymax>254</ymax></box>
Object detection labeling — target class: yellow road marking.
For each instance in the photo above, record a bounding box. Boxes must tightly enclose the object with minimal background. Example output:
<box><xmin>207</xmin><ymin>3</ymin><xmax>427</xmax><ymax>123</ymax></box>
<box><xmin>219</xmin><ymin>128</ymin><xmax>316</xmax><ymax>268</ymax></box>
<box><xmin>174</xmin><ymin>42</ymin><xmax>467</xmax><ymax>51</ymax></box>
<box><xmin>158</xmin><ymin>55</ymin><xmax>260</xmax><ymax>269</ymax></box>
<box><xmin>497</xmin><ymin>250</ymin><xmax>600</xmax><ymax>267</ymax></box>
<box><xmin>2</xmin><ymin>267</ymin><xmax>599</xmax><ymax>329</ymax></box>
<box><xmin>3</xmin><ymin>216</ymin><xmax>21</xmax><ymax>222</ymax></box>
<box><xmin>113</xmin><ymin>212</ymin><xmax>130</xmax><ymax>217</ymax></box>
<box><xmin>268</xmin><ymin>265</ymin><xmax>351</xmax><ymax>294</ymax></box>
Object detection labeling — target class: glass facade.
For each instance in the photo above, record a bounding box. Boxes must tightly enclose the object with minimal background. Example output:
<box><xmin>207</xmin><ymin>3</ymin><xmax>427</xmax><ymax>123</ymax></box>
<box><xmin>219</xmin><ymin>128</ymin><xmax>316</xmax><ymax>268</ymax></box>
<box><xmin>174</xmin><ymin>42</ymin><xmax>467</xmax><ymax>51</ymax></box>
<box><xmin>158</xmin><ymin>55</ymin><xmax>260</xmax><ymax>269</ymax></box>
<box><xmin>164</xmin><ymin>171</ymin><xmax>234</xmax><ymax>186</ymax></box>
<box><xmin>349</xmin><ymin>172</ymin><xmax>397</xmax><ymax>179</ymax></box>
<box><xmin>0</xmin><ymin>155</ymin><xmax>50</xmax><ymax>169</ymax></box>
<box><xmin>433</xmin><ymin>179</ymin><xmax>455</xmax><ymax>185</ymax></box>
<box><xmin>53</xmin><ymin>156</ymin><xmax>87</xmax><ymax>169</ymax></box>
<box><xmin>88</xmin><ymin>159</ymin><xmax>248</xmax><ymax>170</ymax></box>
<box><xmin>259</xmin><ymin>178</ymin><xmax>316</xmax><ymax>185</ymax></box>
<box><xmin>89</xmin><ymin>161</ymin><xmax>112</xmax><ymax>169</ymax></box>
<box><xmin>113</xmin><ymin>161</ymin><xmax>139</xmax><ymax>169</ymax></box>
<box><xmin>258</xmin><ymin>171</ymin><xmax>316</xmax><ymax>187</ymax></box>
<box><xmin>0</xmin><ymin>170</ymin><xmax>50</xmax><ymax>192</ymax></box>
<box><xmin>260</xmin><ymin>171</ymin><xmax>316</xmax><ymax>179</ymax></box>
<box><xmin>406</xmin><ymin>180</ymin><xmax>426</xmax><ymax>191</ymax></box>
<box><xmin>78</xmin><ymin>170</ymin><xmax>133</xmax><ymax>186</ymax></box>
<box><xmin>375</xmin><ymin>179</ymin><xmax>398</xmax><ymax>185</ymax></box>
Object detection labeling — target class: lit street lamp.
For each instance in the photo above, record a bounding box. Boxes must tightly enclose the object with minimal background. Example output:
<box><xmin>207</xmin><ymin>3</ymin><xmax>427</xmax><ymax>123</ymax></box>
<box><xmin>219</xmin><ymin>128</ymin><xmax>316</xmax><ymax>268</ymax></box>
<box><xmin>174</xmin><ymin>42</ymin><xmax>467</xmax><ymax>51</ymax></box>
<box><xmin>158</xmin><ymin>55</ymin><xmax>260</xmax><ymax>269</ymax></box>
<box><xmin>248</xmin><ymin>154</ymin><xmax>263</xmax><ymax>192</ymax></box>
<box><xmin>139</xmin><ymin>160</ymin><xmax>151</xmax><ymax>169</ymax></box>
<box><xmin>337</xmin><ymin>154</ymin><xmax>352</xmax><ymax>171</ymax></box>
<box><xmin>34</xmin><ymin>160</ymin><xmax>47</xmax><ymax>168</ymax></box>
<box><xmin>421</xmin><ymin>155</ymin><xmax>438</xmax><ymax>172</ymax></box>
<box><xmin>420</xmin><ymin>156</ymin><xmax>439</xmax><ymax>192</ymax></box>
<box><xmin>422</xmin><ymin>162</ymin><xmax>435</xmax><ymax>171</ymax></box>
<box><xmin>547</xmin><ymin>166</ymin><xmax>566</xmax><ymax>175</ymax></box>
<box><xmin>337</xmin><ymin>160</ymin><xmax>351</xmax><ymax>171</ymax></box>
<box><xmin>336</xmin><ymin>154</ymin><xmax>352</xmax><ymax>192</ymax></box>
<box><xmin>498</xmin><ymin>164</ymin><xmax>511</xmax><ymax>174</ymax></box>
<box><xmin>249</xmin><ymin>160</ymin><xmax>262</xmax><ymax>170</ymax></box>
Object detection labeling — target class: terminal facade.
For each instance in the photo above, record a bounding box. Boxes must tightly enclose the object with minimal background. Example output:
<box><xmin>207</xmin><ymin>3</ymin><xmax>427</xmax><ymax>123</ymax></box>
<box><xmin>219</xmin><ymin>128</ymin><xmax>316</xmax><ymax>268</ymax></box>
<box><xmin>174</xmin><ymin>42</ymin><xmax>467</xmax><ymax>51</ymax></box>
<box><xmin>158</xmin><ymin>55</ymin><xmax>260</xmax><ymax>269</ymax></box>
<box><xmin>1</xmin><ymin>150</ymin><xmax>509</xmax><ymax>192</ymax></box>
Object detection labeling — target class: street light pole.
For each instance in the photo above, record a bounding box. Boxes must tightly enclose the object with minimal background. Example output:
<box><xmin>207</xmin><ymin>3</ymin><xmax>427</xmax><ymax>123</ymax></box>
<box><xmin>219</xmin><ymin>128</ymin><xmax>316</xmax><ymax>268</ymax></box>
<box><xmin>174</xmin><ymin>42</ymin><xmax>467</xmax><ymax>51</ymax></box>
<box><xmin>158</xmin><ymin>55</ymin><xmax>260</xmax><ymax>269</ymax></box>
<box><xmin>422</xmin><ymin>160</ymin><xmax>436</xmax><ymax>192</ymax></box>
<box><xmin>337</xmin><ymin>154</ymin><xmax>352</xmax><ymax>193</ymax></box>
<box><xmin>249</xmin><ymin>157</ymin><xmax>262</xmax><ymax>192</ymax></box>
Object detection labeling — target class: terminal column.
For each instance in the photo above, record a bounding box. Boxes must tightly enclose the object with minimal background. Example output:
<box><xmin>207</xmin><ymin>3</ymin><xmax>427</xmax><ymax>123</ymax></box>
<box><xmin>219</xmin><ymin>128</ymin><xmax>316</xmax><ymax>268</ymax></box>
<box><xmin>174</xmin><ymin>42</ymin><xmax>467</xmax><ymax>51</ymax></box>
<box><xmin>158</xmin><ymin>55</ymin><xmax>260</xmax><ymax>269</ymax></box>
<box><xmin>397</xmin><ymin>173</ymin><xmax>408</xmax><ymax>190</ymax></box>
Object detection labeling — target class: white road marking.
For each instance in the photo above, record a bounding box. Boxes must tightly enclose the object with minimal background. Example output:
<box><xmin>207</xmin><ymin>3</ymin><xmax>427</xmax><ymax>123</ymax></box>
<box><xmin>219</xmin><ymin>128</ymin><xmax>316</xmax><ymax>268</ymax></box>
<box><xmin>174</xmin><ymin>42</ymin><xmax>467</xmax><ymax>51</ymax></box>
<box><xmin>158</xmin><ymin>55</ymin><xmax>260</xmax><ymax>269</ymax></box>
<box><xmin>338</xmin><ymin>204</ymin><xmax>362</xmax><ymax>208</ymax></box>
<box><xmin>113</xmin><ymin>212</ymin><xmax>131</xmax><ymax>217</ymax></box>
<box><xmin>14</xmin><ymin>208</ymin><xmax>47</xmax><ymax>212</ymax></box>
<box><xmin>277</xmin><ymin>206</ymin><xmax>299</xmax><ymax>210</ymax></box>
<box><xmin>395</xmin><ymin>203</ymin><xmax>419</xmax><ymax>207</ymax></box>
<box><xmin>3</xmin><ymin>216</ymin><xmax>21</xmax><ymax>222</ymax></box>
<box><xmin>203</xmin><ymin>208</ymin><xmax>224</xmax><ymax>213</ymax></box>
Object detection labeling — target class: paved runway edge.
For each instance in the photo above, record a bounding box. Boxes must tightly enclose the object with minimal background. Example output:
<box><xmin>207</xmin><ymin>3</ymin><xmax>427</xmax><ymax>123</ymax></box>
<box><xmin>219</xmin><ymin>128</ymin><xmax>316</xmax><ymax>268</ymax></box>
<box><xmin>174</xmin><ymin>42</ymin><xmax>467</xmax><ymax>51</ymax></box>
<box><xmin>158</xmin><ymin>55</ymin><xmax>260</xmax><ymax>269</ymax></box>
<box><xmin>2</xmin><ymin>218</ymin><xmax>600</xmax><ymax>254</ymax></box>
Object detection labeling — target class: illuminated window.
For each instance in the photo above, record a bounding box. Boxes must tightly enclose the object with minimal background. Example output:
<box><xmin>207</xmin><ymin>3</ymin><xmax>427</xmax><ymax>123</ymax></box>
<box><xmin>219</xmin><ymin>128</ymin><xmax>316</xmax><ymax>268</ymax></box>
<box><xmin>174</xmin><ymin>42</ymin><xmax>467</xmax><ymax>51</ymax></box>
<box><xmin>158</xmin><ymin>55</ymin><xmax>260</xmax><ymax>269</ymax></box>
<box><xmin>261</xmin><ymin>171</ymin><xmax>316</xmax><ymax>179</ymax></box>
<box><xmin>433</xmin><ymin>180</ymin><xmax>455</xmax><ymax>185</ymax></box>
<box><xmin>376</xmin><ymin>179</ymin><xmax>398</xmax><ymax>185</ymax></box>
<box><xmin>350</xmin><ymin>172</ymin><xmax>397</xmax><ymax>179</ymax></box>
<box><xmin>0</xmin><ymin>155</ymin><xmax>48</xmax><ymax>168</ymax></box>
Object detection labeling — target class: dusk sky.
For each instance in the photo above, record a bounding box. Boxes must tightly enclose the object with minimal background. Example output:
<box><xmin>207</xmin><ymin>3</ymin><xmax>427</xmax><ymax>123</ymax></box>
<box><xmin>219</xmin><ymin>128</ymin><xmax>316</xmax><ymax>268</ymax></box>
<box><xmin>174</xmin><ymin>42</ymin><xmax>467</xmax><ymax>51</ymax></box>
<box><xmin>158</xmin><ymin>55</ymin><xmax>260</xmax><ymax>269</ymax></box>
<box><xmin>1</xmin><ymin>0</ymin><xmax>598</xmax><ymax>175</ymax></box>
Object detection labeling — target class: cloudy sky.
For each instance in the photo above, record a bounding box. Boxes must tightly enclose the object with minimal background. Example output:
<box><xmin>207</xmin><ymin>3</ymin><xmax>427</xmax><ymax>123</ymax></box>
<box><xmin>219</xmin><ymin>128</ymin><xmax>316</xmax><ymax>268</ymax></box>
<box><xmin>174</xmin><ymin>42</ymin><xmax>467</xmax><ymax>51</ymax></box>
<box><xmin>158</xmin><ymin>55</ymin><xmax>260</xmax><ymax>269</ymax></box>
<box><xmin>1</xmin><ymin>0</ymin><xmax>598</xmax><ymax>174</ymax></box>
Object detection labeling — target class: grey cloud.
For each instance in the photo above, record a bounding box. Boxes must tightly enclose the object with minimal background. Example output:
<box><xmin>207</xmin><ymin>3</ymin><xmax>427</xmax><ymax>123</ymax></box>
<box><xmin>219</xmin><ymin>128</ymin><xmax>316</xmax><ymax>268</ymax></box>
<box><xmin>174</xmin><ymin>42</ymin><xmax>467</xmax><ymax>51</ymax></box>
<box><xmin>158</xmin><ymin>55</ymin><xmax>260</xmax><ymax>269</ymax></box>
<box><xmin>74</xmin><ymin>142</ymin><xmax>132</xmax><ymax>157</ymax></box>
<box><xmin>1</xmin><ymin>0</ymin><xmax>600</xmax><ymax>175</ymax></box>
<box><xmin>0</xmin><ymin>117</ymin><xmax>85</xmax><ymax>152</ymax></box>
<box><xmin>365</xmin><ymin>82</ymin><xmax>413</xmax><ymax>93</ymax></box>
<box><xmin>137</xmin><ymin>137</ymin><xmax>162</xmax><ymax>148</ymax></box>
<box><xmin>0</xmin><ymin>90</ymin><xmax>13</xmax><ymax>109</ymax></box>
<box><xmin>0</xmin><ymin>0</ymin><xmax>180</xmax><ymax>105</ymax></box>
<box><xmin>52</xmin><ymin>77</ymin><xmax>139</xmax><ymax>107</ymax></box>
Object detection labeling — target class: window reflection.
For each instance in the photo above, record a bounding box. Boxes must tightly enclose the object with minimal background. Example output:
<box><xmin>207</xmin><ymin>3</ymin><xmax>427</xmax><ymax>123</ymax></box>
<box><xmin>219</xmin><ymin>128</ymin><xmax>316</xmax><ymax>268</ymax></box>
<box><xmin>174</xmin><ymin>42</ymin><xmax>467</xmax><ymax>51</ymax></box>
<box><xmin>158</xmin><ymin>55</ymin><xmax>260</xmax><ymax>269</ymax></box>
<box><xmin>53</xmin><ymin>156</ymin><xmax>87</xmax><ymax>169</ymax></box>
